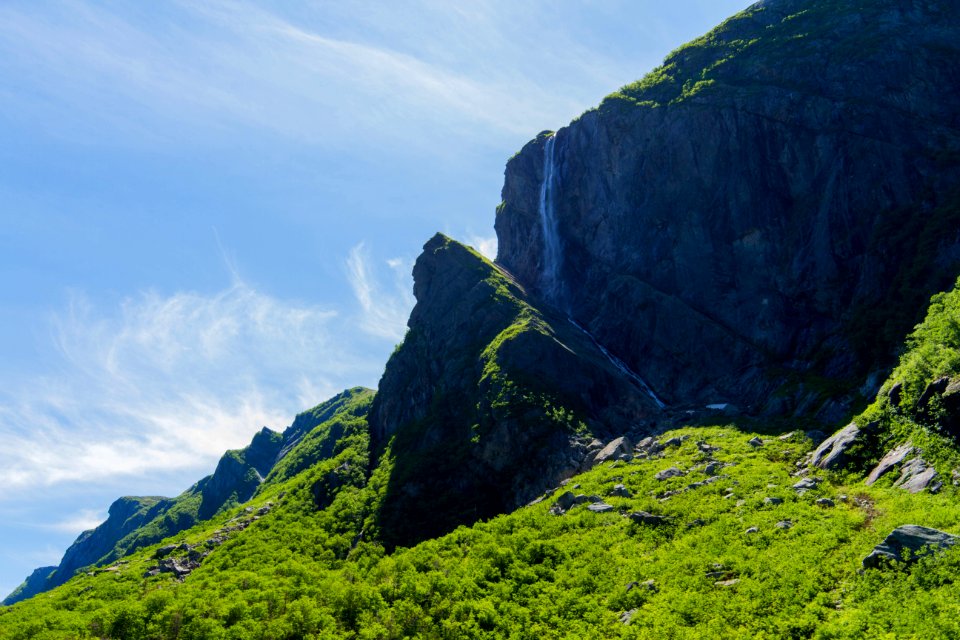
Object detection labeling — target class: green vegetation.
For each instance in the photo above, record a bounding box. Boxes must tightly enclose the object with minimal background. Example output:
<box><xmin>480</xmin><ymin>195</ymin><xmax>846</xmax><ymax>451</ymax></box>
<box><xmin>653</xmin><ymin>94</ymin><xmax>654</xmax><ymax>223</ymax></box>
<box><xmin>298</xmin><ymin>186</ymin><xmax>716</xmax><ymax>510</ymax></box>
<box><xmin>6</xmin><ymin>415</ymin><xmax>960</xmax><ymax>638</ymax></box>
<box><xmin>850</xmin><ymin>277</ymin><xmax>960</xmax><ymax>475</ymax></box>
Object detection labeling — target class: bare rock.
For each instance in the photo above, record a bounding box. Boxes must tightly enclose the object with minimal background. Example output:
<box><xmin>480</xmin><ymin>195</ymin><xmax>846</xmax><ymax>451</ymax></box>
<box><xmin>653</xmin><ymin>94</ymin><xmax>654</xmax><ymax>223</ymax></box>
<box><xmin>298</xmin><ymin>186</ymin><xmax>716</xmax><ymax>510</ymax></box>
<box><xmin>894</xmin><ymin>458</ymin><xmax>939</xmax><ymax>493</ymax></box>
<box><xmin>809</xmin><ymin>423</ymin><xmax>865</xmax><ymax>470</ymax></box>
<box><xmin>865</xmin><ymin>443</ymin><xmax>914</xmax><ymax>485</ymax></box>
<box><xmin>593</xmin><ymin>436</ymin><xmax>634</xmax><ymax>466</ymax></box>
<box><xmin>609</xmin><ymin>484</ymin><xmax>632</xmax><ymax>498</ymax></box>
<box><xmin>655</xmin><ymin>467</ymin><xmax>684</xmax><ymax>481</ymax></box>
<box><xmin>863</xmin><ymin>525</ymin><xmax>958</xmax><ymax>569</ymax></box>
<box><xmin>628</xmin><ymin>511</ymin><xmax>670</xmax><ymax>526</ymax></box>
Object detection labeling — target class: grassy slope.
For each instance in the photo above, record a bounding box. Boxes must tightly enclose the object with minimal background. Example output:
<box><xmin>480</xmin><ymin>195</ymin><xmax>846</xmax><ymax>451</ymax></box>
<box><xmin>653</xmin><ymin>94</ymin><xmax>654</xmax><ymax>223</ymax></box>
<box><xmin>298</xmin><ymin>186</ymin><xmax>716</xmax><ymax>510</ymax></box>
<box><xmin>4</xmin><ymin>417</ymin><xmax>960</xmax><ymax>639</ymax></box>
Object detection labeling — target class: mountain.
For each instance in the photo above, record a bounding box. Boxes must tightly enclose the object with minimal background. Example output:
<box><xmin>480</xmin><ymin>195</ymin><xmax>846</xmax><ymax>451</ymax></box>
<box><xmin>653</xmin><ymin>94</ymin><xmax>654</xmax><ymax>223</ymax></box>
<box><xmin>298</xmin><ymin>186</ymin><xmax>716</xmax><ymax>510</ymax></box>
<box><xmin>1</xmin><ymin>387</ymin><xmax>373</xmax><ymax>606</ymax></box>
<box><xmin>4</xmin><ymin>0</ymin><xmax>960</xmax><ymax>636</ymax></box>
<box><xmin>497</xmin><ymin>0</ymin><xmax>960</xmax><ymax>421</ymax></box>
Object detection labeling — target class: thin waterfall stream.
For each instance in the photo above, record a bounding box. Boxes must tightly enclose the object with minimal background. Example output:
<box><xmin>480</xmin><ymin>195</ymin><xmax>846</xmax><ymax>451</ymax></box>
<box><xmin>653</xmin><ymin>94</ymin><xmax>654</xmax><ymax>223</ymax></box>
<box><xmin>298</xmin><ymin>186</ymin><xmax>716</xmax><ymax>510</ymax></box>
<box><xmin>537</xmin><ymin>132</ymin><xmax>666</xmax><ymax>409</ymax></box>
<box><xmin>538</xmin><ymin>134</ymin><xmax>562</xmax><ymax>304</ymax></box>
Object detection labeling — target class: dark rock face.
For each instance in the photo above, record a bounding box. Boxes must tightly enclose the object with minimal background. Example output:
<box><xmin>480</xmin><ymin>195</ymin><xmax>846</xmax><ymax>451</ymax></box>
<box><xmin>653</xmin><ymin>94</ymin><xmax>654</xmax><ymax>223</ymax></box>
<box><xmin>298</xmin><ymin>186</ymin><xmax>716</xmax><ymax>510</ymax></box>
<box><xmin>862</xmin><ymin>525</ymin><xmax>958</xmax><ymax>569</ymax></box>
<box><xmin>195</xmin><ymin>427</ymin><xmax>283</xmax><ymax>521</ymax></box>
<box><xmin>496</xmin><ymin>0</ymin><xmax>960</xmax><ymax>420</ymax></box>
<box><xmin>0</xmin><ymin>566</ymin><xmax>56</xmax><ymax>606</ymax></box>
<box><xmin>47</xmin><ymin>496</ymin><xmax>172</xmax><ymax>595</ymax></box>
<box><xmin>368</xmin><ymin>234</ymin><xmax>659</xmax><ymax>547</ymax></box>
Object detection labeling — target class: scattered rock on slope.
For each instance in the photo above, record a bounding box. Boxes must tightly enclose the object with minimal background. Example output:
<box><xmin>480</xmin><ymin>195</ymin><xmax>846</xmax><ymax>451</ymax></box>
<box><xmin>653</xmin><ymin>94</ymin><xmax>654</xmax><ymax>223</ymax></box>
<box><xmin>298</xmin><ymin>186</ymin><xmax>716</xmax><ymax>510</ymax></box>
<box><xmin>863</xmin><ymin>525</ymin><xmax>958</xmax><ymax>569</ymax></box>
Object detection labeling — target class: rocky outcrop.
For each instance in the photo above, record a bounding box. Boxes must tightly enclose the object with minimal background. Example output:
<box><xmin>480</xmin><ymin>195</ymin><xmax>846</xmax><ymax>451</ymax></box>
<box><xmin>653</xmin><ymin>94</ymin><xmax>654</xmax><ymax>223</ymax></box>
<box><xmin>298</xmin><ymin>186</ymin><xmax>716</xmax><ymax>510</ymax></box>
<box><xmin>865</xmin><ymin>444</ymin><xmax>914</xmax><ymax>485</ymax></box>
<box><xmin>368</xmin><ymin>234</ymin><xmax>660</xmax><ymax>547</ymax></box>
<box><xmin>496</xmin><ymin>0</ymin><xmax>960</xmax><ymax>420</ymax></box>
<box><xmin>862</xmin><ymin>525</ymin><xmax>958</xmax><ymax>569</ymax></box>
<box><xmin>808</xmin><ymin>423</ymin><xmax>866</xmax><ymax>470</ymax></box>
<box><xmin>894</xmin><ymin>458</ymin><xmax>940</xmax><ymax>494</ymax></box>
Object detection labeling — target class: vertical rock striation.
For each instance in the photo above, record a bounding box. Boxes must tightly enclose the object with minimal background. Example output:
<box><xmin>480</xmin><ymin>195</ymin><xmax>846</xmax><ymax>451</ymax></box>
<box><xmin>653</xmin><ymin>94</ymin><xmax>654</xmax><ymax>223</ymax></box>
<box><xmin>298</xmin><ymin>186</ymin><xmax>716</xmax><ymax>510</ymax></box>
<box><xmin>496</xmin><ymin>0</ymin><xmax>960</xmax><ymax>419</ymax></box>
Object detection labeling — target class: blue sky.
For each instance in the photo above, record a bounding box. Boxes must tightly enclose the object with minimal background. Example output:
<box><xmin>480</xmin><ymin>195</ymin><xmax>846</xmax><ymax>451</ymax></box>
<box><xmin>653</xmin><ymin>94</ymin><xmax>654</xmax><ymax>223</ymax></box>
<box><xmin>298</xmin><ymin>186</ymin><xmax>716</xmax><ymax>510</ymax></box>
<box><xmin>0</xmin><ymin>0</ymin><xmax>753</xmax><ymax>598</ymax></box>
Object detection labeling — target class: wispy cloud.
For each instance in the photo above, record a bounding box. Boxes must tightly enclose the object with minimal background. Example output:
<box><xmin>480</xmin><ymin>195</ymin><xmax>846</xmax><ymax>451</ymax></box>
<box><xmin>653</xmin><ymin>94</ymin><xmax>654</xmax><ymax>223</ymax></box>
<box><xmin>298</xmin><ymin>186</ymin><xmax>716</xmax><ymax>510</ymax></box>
<box><xmin>0</xmin><ymin>273</ymin><xmax>393</xmax><ymax>496</ymax></box>
<box><xmin>467</xmin><ymin>234</ymin><xmax>498</xmax><ymax>260</ymax></box>
<box><xmin>0</xmin><ymin>1</ymin><xmax>641</xmax><ymax>151</ymax></box>
<box><xmin>347</xmin><ymin>244</ymin><xmax>415</xmax><ymax>342</ymax></box>
<box><xmin>45</xmin><ymin>509</ymin><xmax>105</xmax><ymax>534</ymax></box>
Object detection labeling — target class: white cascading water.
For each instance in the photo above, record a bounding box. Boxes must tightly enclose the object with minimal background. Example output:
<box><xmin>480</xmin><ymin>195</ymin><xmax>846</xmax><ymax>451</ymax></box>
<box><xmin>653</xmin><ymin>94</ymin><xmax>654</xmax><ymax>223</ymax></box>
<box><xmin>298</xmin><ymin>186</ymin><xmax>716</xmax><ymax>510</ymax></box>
<box><xmin>569</xmin><ymin>319</ymin><xmax>667</xmax><ymax>409</ymax></box>
<box><xmin>535</xmin><ymin>133</ymin><xmax>666</xmax><ymax>409</ymax></box>
<box><xmin>538</xmin><ymin>134</ymin><xmax>563</xmax><ymax>304</ymax></box>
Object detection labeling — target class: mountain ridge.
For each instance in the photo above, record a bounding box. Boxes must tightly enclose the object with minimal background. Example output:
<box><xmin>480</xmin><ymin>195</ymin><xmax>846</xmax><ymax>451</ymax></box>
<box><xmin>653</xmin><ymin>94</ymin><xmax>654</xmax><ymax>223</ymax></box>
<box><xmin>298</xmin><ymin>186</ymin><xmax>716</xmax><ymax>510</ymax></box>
<box><xmin>5</xmin><ymin>0</ymin><xmax>960</xmax><ymax>635</ymax></box>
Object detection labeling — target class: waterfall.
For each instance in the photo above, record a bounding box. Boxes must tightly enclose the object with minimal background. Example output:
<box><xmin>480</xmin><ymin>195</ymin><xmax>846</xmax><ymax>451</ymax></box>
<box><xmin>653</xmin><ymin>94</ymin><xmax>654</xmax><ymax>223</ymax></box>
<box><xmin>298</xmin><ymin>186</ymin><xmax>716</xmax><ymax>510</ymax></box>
<box><xmin>537</xmin><ymin>132</ymin><xmax>665</xmax><ymax>409</ymax></box>
<box><xmin>538</xmin><ymin>134</ymin><xmax>562</xmax><ymax>304</ymax></box>
<box><xmin>569</xmin><ymin>319</ymin><xmax>667</xmax><ymax>409</ymax></box>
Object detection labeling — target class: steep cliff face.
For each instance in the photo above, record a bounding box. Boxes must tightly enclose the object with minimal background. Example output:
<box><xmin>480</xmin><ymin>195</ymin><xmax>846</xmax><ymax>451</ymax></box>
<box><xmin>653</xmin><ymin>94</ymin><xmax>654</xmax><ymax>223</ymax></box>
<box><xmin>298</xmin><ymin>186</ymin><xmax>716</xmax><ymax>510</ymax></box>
<box><xmin>496</xmin><ymin>0</ymin><xmax>960</xmax><ymax>420</ymax></box>
<box><xmin>368</xmin><ymin>234</ymin><xmax>660</xmax><ymax>547</ymax></box>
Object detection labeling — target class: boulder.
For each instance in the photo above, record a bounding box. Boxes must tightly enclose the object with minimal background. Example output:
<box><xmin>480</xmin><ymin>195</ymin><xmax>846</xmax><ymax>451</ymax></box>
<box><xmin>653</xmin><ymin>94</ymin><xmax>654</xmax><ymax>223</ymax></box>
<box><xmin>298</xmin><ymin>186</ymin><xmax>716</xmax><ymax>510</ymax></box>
<box><xmin>628</xmin><ymin>511</ymin><xmax>670</xmax><ymax>526</ymax></box>
<box><xmin>917</xmin><ymin>376</ymin><xmax>951</xmax><ymax>411</ymax></box>
<box><xmin>809</xmin><ymin>423</ymin><xmax>864</xmax><ymax>469</ymax></box>
<box><xmin>654</xmin><ymin>467</ymin><xmax>684</xmax><ymax>481</ymax></box>
<box><xmin>888</xmin><ymin>382</ymin><xmax>903</xmax><ymax>407</ymax></box>
<box><xmin>609</xmin><ymin>484</ymin><xmax>632</xmax><ymax>498</ymax></box>
<box><xmin>894</xmin><ymin>458</ymin><xmax>939</xmax><ymax>493</ymax></box>
<box><xmin>748</xmin><ymin>437</ymin><xmax>763</xmax><ymax>447</ymax></box>
<box><xmin>549</xmin><ymin>491</ymin><xmax>577</xmax><ymax>515</ymax></box>
<box><xmin>862</xmin><ymin>525</ymin><xmax>958</xmax><ymax>569</ymax></box>
<box><xmin>865</xmin><ymin>443</ymin><xmax>914</xmax><ymax>485</ymax></box>
<box><xmin>587</xmin><ymin>502</ymin><xmax>615</xmax><ymax>513</ymax></box>
<box><xmin>593</xmin><ymin>436</ymin><xmax>634</xmax><ymax>465</ymax></box>
<box><xmin>153</xmin><ymin>544</ymin><xmax>178</xmax><ymax>560</ymax></box>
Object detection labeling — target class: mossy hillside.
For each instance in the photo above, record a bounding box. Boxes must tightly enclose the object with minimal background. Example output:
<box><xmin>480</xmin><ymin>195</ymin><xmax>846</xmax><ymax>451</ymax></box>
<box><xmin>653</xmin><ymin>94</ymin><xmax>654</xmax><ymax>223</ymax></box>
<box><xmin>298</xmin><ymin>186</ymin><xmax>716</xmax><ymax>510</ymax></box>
<box><xmin>6</xmin><ymin>423</ymin><xmax>960</xmax><ymax>638</ymax></box>
<box><xmin>263</xmin><ymin>389</ymin><xmax>375</xmax><ymax>488</ymax></box>
<box><xmin>371</xmin><ymin>235</ymin><xmax>660</xmax><ymax>549</ymax></box>
<box><xmin>843</xmin><ymin>276</ymin><xmax>960</xmax><ymax>477</ymax></box>
<box><xmin>601</xmin><ymin>0</ymin><xmax>954</xmax><ymax>112</ymax></box>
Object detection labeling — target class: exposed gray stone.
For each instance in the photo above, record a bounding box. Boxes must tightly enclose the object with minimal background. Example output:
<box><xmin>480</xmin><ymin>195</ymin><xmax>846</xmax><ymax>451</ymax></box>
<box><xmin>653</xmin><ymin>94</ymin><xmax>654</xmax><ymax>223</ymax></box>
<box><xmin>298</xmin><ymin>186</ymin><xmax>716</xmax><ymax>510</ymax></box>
<box><xmin>655</xmin><ymin>467</ymin><xmax>684</xmax><ymax>481</ymax></box>
<box><xmin>745</xmin><ymin>526</ymin><xmax>759</xmax><ymax>534</ymax></box>
<box><xmin>917</xmin><ymin>376</ymin><xmax>951</xmax><ymax>411</ymax></box>
<box><xmin>587</xmin><ymin>502</ymin><xmax>615</xmax><ymax>513</ymax></box>
<box><xmin>894</xmin><ymin>458</ymin><xmax>939</xmax><ymax>493</ymax></box>
<box><xmin>549</xmin><ymin>491</ymin><xmax>577</xmax><ymax>515</ymax></box>
<box><xmin>809</xmin><ymin>422</ymin><xmax>862</xmax><ymax>469</ymax></box>
<box><xmin>610</xmin><ymin>484</ymin><xmax>632</xmax><ymax>498</ymax></box>
<box><xmin>748</xmin><ymin>437</ymin><xmax>763</xmax><ymax>447</ymax></box>
<box><xmin>862</xmin><ymin>525</ymin><xmax>958</xmax><ymax>569</ymax></box>
<box><xmin>153</xmin><ymin>544</ymin><xmax>178</xmax><ymax>560</ymax></box>
<box><xmin>593</xmin><ymin>436</ymin><xmax>634</xmax><ymax>465</ymax></box>
<box><xmin>775</xmin><ymin>520</ymin><xmax>793</xmax><ymax>529</ymax></box>
<box><xmin>764</xmin><ymin>497</ymin><xmax>783</xmax><ymax>506</ymax></box>
<box><xmin>888</xmin><ymin>382</ymin><xmax>903</xmax><ymax>407</ymax></box>
<box><xmin>715</xmin><ymin>579</ymin><xmax>740</xmax><ymax>587</ymax></box>
<box><xmin>865</xmin><ymin>443</ymin><xmax>914</xmax><ymax>485</ymax></box>
<box><xmin>816</xmin><ymin>498</ymin><xmax>835</xmax><ymax>507</ymax></box>
<box><xmin>628</xmin><ymin>511</ymin><xmax>670</xmax><ymax>526</ymax></box>
<box><xmin>793</xmin><ymin>477</ymin><xmax>820</xmax><ymax>492</ymax></box>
